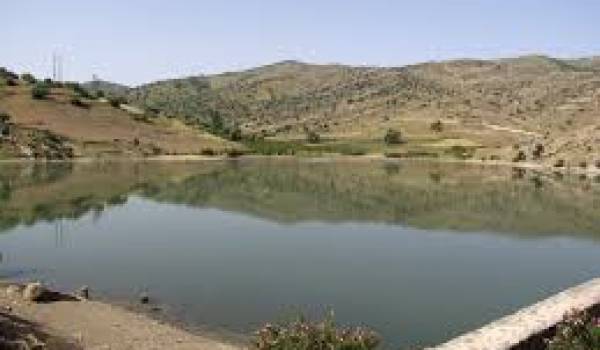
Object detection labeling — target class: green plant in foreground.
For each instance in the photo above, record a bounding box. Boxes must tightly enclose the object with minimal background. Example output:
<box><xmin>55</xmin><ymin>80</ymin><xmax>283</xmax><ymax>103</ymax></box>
<box><xmin>255</xmin><ymin>312</ymin><xmax>380</xmax><ymax>350</ymax></box>
<box><xmin>546</xmin><ymin>309</ymin><xmax>600</xmax><ymax>350</ymax></box>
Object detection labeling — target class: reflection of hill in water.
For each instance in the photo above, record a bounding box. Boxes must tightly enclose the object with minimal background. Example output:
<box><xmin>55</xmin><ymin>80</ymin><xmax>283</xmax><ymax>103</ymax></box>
<box><xmin>1</xmin><ymin>160</ymin><xmax>600</xmax><ymax>237</ymax></box>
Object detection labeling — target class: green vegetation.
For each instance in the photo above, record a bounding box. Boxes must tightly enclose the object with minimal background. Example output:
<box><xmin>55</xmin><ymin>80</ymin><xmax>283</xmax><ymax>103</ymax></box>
<box><xmin>0</xmin><ymin>112</ymin><xmax>10</xmax><ymax>137</ymax></box>
<box><xmin>430</xmin><ymin>120</ymin><xmax>443</xmax><ymax>132</ymax></box>
<box><xmin>255</xmin><ymin>312</ymin><xmax>380</xmax><ymax>350</ymax></box>
<box><xmin>383</xmin><ymin>128</ymin><xmax>403</xmax><ymax>145</ymax></box>
<box><xmin>67</xmin><ymin>82</ymin><xmax>94</xmax><ymax>99</ymax></box>
<box><xmin>124</xmin><ymin>56</ymin><xmax>600</xmax><ymax>163</ymax></box>
<box><xmin>546</xmin><ymin>309</ymin><xmax>600</xmax><ymax>350</ymax></box>
<box><xmin>513</xmin><ymin>150</ymin><xmax>527</xmax><ymax>162</ymax></box>
<box><xmin>31</xmin><ymin>83</ymin><xmax>50</xmax><ymax>99</ymax></box>
<box><xmin>305</xmin><ymin>130</ymin><xmax>321</xmax><ymax>144</ymax></box>
<box><xmin>1</xmin><ymin>160</ymin><xmax>600</xmax><ymax>236</ymax></box>
<box><xmin>108</xmin><ymin>95</ymin><xmax>127</xmax><ymax>108</ymax></box>
<box><xmin>20</xmin><ymin>73</ymin><xmax>36</xmax><ymax>84</ymax></box>
<box><xmin>70</xmin><ymin>97</ymin><xmax>89</xmax><ymax>108</ymax></box>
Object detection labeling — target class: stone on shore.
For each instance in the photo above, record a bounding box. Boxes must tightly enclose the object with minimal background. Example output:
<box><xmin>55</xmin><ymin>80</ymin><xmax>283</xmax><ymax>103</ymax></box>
<box><xmin>22</xmin><ymin>282</ymin><xmax>46</xmax><ymax>302</ymax></box>
<box><xmin>5</xmin><ymin>284</ymin><xmax>23</xmax><ymax>299</ymax></box>
<box><xmin>75</xmin><ymin>285</ymin><xmax>90</xmax><ymax>300</ymax></box>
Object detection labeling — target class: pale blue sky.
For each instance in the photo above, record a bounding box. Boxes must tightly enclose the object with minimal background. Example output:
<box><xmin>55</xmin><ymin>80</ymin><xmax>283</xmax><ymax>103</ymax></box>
<box><xmin>4</xmin><ymin>0</ymin><xmax>600</xmax><ymax>86</ymax></box>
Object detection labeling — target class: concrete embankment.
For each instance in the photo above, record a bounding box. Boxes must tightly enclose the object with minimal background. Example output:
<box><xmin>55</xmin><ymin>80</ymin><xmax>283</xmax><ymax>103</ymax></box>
<box><xmin>430</xmin><ymin>278</ymin><xmax>600</xmax><ymax>350</ymax></box>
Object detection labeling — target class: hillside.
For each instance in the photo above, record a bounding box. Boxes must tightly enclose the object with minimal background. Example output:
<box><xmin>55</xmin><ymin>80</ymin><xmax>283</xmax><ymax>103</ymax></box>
<box><xmin>0</xmin><ymin>72</ymin><xmax>236</xmax><ymax>159</ymax></box>
<box><xmin>128</xmin><ymin>56</ymin><xmax>600</xmax><ymax>165</ymax></box>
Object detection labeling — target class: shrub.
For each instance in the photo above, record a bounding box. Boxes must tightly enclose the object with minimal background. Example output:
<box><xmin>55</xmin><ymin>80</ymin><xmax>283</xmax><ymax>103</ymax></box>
<box><xmin>31</xmin><ymin>83</ymin><xmax>50</xmax><ymax>99</ymax></box>
<box><xmin>383</xmin><ymin>128</ymin><xmax>403</xmax><ymax>145</ymax></box>
<box><xmin>96</xmin><ymin>90</ymin><xmax>105</xmax><ymax>99</ymax></box>
<box><xmin>229</xmin><ymin>126</ymin><xmax>243</xmax><ymax>141</ymax></box>
<box><xmin>255</xmin><ymin>312</ymin><xmax>380</xmax><ymax>350</ymax></box>
<box><xmin>579</xmin><ymin>161</ymin><xmax>588</xmax><ymax>169</ymax></box>
<box><xmin>20</xmin><ymin>73</ymin><xmax>36</xmax><ymax>84</ymax></box>
<box><xmin>545</xmin><ymin>309</ymin><xmax>599</xmax><ymax>350</ymax></box>
<box><xmin>430</xmin><ymin>120</ymin><xmax>443</xmax><ymax>132</ymax></box>
<box><xmin>0</xmin><ymin>67</ymin><xmax>18</xmax><ymax>80</ymax></box>
<box><xmin>306</xmin><ymin>130</ymin><xmax>321</xmax><ymax>144</ymax></box>
<box><xmin>70</xmin><ymin>83</ymin><xmax>93</xmax><ymax>99</ymax></box>
<box><xmin>0</xmin><ymin>112</ymin><xmax>10</xmax><ymax>137</ymax></box>
<box><xmin>226</xmin><ymin>148</ymin><xmax>245</xmax><ymax>158</ymax></box>
<box><xmin>596</xmin><ymin>160</ymin><xmax>600</xmax><ymax>169</ymax></box>
<box><xmin>532</xmin><ymin>143</ymin><xmax>545</xmax><ymax>159</ymax></box>
<box><xmin>6</xmin><ymin>79</ymin><xmax>18</xmax><ymax>86</ymax></box>
<box><xmin>0</xmin><ymin>112</ymin><xmax>10</xmax><ymax>124</ymax></box>
<box><xmin>554</xmin><ymin>159</ymin><xmax>566</xmax><ymax>168</ymax></box>
<box><xmin>70</xmin><ymin>97</ymin><xmax>89</xmax><ymax>108</ymax></box>
<box><xmin>200</xmin><ymin>148</ymin><xmax>216</xmax><ymax>156</ymax></box>
<box><xmin>513</xmin><ymin>150</ymin><xmax>527</xmax><ymax>162</ymax></box>
<box><xmin>108</xmin><ymin>96</ymin><xmax>126</xmax><ymax>108</ymax></box>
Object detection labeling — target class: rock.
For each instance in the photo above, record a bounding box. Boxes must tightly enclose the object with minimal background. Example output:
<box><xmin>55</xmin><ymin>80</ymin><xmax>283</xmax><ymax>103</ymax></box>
<box><xmin>22</xmin><ymin>282</ymin><xmax>45</xmax><ymax>302</ymax></box>
<box><xmin>75</xmin><ymin>285</ymin><xmax>90</xmax><ymax>300</ymax></box>
<box><xmin>139</xmin><ymin>293</ymin><xmax>150</xmax><ymax>304</ymax></box>
<box><xmin>18</xmin><ymin>145</ymin><xmax>33</xmax><ymax>158</ymax></box>
<box><xmin>5</xmin><ymin>284</ymin><xmax>23</xmax><ymax>299</ymax></box>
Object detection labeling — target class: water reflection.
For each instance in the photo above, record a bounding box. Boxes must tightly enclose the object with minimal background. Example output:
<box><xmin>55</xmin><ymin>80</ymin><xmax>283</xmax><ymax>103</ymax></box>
<box><xmin>1</xmin><ymin>160</ymin><xmax>599</xmax><ymax>237</ymax></box>
<box><xmin>1</xmin><ymin>160</ymin><xmax>599</xmax><ymax>348</ymax></box>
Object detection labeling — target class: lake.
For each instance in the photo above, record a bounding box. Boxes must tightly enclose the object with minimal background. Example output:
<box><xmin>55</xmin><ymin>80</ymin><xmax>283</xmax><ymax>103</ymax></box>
<box><xmin>1</xmin><ymin>159</ymin><xmax>599</xmax><ymax>348</ymax></box>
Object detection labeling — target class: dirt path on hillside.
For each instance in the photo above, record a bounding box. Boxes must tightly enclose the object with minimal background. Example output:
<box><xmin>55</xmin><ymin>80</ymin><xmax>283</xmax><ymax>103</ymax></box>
<box><xmin>481</xmin><ymin>122</ymin><xmax>541</xmax><ymax>137</ymax></box>
<box><xmin>0</xmin><ymin>283</ymin><xmax>242</xmax><ymax>350</ymax></box>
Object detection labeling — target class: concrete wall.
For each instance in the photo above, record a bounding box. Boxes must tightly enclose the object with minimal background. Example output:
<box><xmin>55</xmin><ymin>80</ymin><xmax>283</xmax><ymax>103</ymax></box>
<box><xmin>429</xmin><ymin>278</ymin><xmax>600</xmax><ymax>350</ymax></box>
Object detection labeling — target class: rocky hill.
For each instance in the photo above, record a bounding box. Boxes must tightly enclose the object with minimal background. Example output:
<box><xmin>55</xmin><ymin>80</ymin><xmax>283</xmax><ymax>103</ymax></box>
<box><xmin>127</xmin><ymin>56</ymin><xmax>600</xmax><ymax>165</ymax></box>
<box><xmin>0</xmin><ymin>72</ymin><xmax>235</xmax><ymax>159</ymax></box>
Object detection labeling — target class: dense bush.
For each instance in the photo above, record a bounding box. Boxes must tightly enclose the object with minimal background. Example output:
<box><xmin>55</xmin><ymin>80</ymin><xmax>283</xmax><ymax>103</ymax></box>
<box><xmin>108</xmin><ymin>96</ymin><xmax>127</xmax><ymax>108</ymax></box>
<box><xmin>20</xmin><ymin>73</ymin><xmax>36</xmax><ymax>84</ymax></box>
<box><xmin>545</xmin><ymin>309</ymin><xmax>600</xmax><ymax>350</ymax></box>
<box><xmin>229</xmin><ymin>126</ymin><xmax>243</xmax><ymax>141</ymax></box>
<box><xmin>306</xmin><ymin>130</ymin><xmax>321</xmax><ymax>144</ymax></box>
<box><xmin>532</xmin><ymin>143</ymin><xmax>545</xmax><ymax>159</ymax></box>
<box><xmin>255</xmin><ymin>313</ymin><xmax>380</xmax><ymax>350</ymax></box>
<box><xmin>31</xmin><ymin>83</ymin><xmax>50</xmax><ymax>99</ymax></box>
<box><xmin>70</xmin><ymin>83</ymin><xmax>93</xmax><ymax>99</ymax></box>
<box><xmin>383</xmin><ymin>128</ymin><xmax>403</xmax><ymax>145</ymax></box>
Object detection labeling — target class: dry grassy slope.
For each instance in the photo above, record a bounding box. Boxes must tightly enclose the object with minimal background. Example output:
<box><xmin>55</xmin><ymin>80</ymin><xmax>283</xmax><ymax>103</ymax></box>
<box><xmin>130</xmin><ymin>56</ymin><xmax>600</xmax><ymax>164</ymax></box>
<box><xmin>0</xmin><ymin>83</ymin><xmax>234</xmax><ymax>158</ymax></box>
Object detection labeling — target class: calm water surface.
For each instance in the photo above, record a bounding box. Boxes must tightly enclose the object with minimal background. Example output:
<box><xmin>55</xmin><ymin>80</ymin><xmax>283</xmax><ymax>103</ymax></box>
<box><xmin>0</xmin><ymin>159</ymin><xmax>599</xmax><ymax>348</ymax></box>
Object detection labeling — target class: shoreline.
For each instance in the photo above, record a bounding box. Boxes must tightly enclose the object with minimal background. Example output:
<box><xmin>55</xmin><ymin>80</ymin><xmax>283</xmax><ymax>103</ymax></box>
<box><xmin>0</xmin><ymin>281</ymin><xmax>244</xmax><ymax>350</ymax></box>
<box><xmin>1</xmin><ymin>154</ymin><xmax>599</xmax><ymax>177</ymax></box>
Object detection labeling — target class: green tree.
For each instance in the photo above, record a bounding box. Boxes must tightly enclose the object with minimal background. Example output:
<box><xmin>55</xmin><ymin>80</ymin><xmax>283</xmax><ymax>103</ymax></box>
<box><xmin>229</xmin><ymin>125</ymin><xmax>243</xmax><ymax>141</ymax></box>
<box><xmin>20</xmin><ymin>73</ymin><xmax>36</xmax><ymax>84</ymax></box>
<box><xmin>31</xmin><ymin>83</ymin><xmax>50</xmax><ymax>99</ymax></box>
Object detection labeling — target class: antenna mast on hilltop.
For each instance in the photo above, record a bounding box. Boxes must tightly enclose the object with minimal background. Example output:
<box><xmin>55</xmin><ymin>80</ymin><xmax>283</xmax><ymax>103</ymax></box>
<box><xmin>52</xmin><ymin>52</ymin><xmax>63</xmax><ymax>82</ymax></box>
